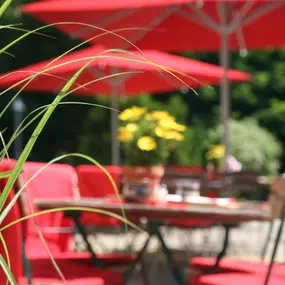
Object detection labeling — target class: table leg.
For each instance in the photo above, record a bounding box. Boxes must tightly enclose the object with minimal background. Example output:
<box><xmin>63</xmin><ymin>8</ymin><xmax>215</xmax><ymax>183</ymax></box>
<box><xmin>204</xmin><ymin>225</ymin><xmax>231</xmax><ymax>274</ymax></box>
<box><xmin>123</xmin><ymin>233</ymin><xmax>152</xmax><ymax>285</ymax></box>
<box><xmin>264</xmin><ymin>211</ymin><xmax>285</xmax><ymax>285</ymax></box>
<box><xmin>261</xmin><ymin>221</ymin><xmax>274</xmax><ymax>261</ymax></box>
<box><xmin>65</xmin><ymin>211</ymin><xmax>105</xmax><ymax>267</ymax></box>
<box><xmin>155</xmin><ymin>225</ymin><xmax>185</xmax><ymax>285</ymax></box>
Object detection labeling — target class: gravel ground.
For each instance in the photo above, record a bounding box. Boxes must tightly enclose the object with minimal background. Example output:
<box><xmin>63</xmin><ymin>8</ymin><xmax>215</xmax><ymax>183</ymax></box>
<box><xmin>72</xmin><ymin>220</ymin><xmax>285</xmax><ymax>285</ymax></box>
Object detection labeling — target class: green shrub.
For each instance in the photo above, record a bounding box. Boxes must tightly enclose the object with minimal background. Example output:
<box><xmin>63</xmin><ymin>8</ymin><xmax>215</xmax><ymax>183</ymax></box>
<box><xmin>208</xmin><ymin>119</ymin><xmax>282</xmax><ymax>175</ymax></box>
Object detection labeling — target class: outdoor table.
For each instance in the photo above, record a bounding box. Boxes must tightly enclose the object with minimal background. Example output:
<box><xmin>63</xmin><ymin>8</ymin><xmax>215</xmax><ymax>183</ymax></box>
<box><xmin>34</xmin><ymin>198</ymin><xmax>275</xmax><ymax>285</ymax></box>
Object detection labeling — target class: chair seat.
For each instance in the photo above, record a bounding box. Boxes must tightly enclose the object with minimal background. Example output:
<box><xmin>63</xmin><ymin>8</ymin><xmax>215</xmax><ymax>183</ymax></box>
<box><xmin>19</xmin><ymin>275</ymin><xmax>104</xmax><ymax>285</ymax></box>
<box><xmin>29</xmin><ymin>251</ymin><xmax>136</xmax><ymax>266</ymax></box>
<box><xmin>190</xmin><ymin>257</ymin><xmax>285</xmax><ymax>277</ymax></box>
<box><xmin>190</xmin><ymin>273</ymin><xmax>284</xmax><ymax>285</ymax></box>
<box><xmin>29</xmin><ymin>259</ymin><xmax>124</xmax><ymax>285</ymax></box>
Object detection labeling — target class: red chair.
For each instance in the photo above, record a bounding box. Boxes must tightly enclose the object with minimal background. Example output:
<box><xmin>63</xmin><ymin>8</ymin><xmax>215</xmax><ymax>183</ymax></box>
<box><xmin>21</xmin><ymin>162</ymin><xmax>76</xmax><ymax>257</ymax></box>
<box><xmin>21</xmin><ymin>161</ymin><xmax>134</xmax><ymax>266</ymax></box>
<box><xmin>190</xmin><ymin>257</ymin><xmax>285</xmax><ymax>276</ymax></box>
<box><xmin>0</xmin><ymin>159</ymin><xmax>108</xmax><ymax>285</ymax></box>
<box><xmin>190</xmin><ymin>272</ymin><xmax>285</xmax><ymax>285</ymax></box>
<box><xmin>76</xmin><ymin>164</ymin><xmax>123</xmax><ymax>227</ymax></box>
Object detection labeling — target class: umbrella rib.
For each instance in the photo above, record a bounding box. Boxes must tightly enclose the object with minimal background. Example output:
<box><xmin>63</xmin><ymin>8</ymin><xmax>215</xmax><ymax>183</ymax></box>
<box><xmin>69</xmin><ymin>9</ymin><xmax>136</xmax><ymax>40</ymax></box>
<box><xmin>119</xmin><ymin>6</ymin><xmax>178</xmax><ymax>50</ymax></box>
<box><xmin>187</xmin><ymin>3</ymin><xmax>220</xmax><ymax>32</ymax></box>
<box><xmin>240</xmin><ymin>2</ymin><xmax>284</xmax><ymax>29</ymax></box>
<box><xmin>227</xmin><ymin>1</ymin><xmax>254</xmax><ymax>33</ymax></box>
<box><xmin>176</xmin><ymin>9</ymin><xmax>217</xmax><ymax>32</ymax></box>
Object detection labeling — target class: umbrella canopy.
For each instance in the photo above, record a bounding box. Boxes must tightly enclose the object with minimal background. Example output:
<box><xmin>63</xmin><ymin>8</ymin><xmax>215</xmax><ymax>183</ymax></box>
<box><xmin>20</xmin><ymin>0</ymin><xmax>285</xmax><ymax>168</ymax></box>
<box><xmin>0</xmin><ymin>46</ymin><xmax>250</xmax><ymax>94</ymax></box>
<box><xmin>21</xmin><ymin>0</ymin><xmax>285</xmax><ymax>52</ymax></box>
<box><xmin>0</xmin><ymin>45</ymin><xmax>250</xmax><ymax>165</ymax></box>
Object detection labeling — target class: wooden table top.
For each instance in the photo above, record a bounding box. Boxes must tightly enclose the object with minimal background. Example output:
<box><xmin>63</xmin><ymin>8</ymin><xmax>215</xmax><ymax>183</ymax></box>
<box><xmin>34</xmin><ymin>198</ymin><xmax>271</xmax><ymax>224</ymax></box>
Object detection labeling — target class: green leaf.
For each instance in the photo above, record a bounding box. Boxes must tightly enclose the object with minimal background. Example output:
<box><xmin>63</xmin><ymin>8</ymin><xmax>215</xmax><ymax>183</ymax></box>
<box><xmin>0</xmin><ymin>0</ymin><xmax>12</xmax><ymax>18</ymax></box>
<box><xmin>0</xmin><ymin>171</ymin><xmax>14</xmax><ymax>179</ymax></box>
<box><xmin>0</xmin><ymin>255</ymin><xmax>16</xmax><ymax>285</ymax></box>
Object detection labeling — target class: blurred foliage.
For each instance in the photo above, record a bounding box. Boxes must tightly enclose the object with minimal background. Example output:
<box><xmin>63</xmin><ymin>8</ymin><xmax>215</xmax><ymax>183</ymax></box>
<box><xmin>207</xmin><ymin>119</ymin><xmax>282</xmax><ymax>175</ymax></box>
<box><xmin>1</xmin><ymin>1</ymin><xmax>285</xmax><ymax>174</ymax></box>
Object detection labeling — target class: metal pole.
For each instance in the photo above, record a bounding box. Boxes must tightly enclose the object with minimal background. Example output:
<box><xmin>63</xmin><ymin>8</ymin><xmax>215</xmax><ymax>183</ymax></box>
<box><xmin>12</xmin><ymin>98</ymin><xmax>25</xmax><ymax>159</ymax></box>
<box><xmin>110</xmin><ymin>86</ymin><xmax>120</xmax><ymax>165</ymax></box>
<box><xmin>219</xmin><ymin>3</ymin><xmax>230</xmax><ymax>171</ymax></box>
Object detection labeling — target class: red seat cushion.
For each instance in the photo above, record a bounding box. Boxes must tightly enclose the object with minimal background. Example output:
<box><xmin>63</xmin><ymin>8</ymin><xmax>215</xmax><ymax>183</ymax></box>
<box><xmin>29</xmin><ymin>251</ymin><xmax>136</xmax><ymax>266</ymax></box>
<box><xmin>190</xmin><ymin>273</ymin><xmax>284</xmax><ymax>285</ymax></box>
<box><xmin>19</xmin><ymin>276</ymin><xmax>104</xmax><ymax>285</ymax></box>
<box><xmin>190</xmin><ymin>257</ymin><xmax>285</xmax><ymax>277</ymax></box>
<box><xmin>30</xmin><ymin>258</ymin><xmax>124</xmax><ymax>285</ymax></box>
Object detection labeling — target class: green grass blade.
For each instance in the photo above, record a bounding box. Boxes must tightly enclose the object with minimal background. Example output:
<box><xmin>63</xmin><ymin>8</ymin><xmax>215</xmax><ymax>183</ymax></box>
<box><xmin>1</xmin><ymin>207</ymin><xmax>140</xmax><ymax>233</ymax></box>
<box><xmin>0</xmin><ymin>233</ymin><xmax>11</xmax><ymax>285</ymax></box>
<box><xmin>0</xmin><ymin>171</ymin><xmax>14</xmax><ymax>179</ymax></box>
<box><xmin>0</xmin><ymin>153</ymin><xmax>127</xmax><ymax>234</ymax></box>
<box><xmin>0</xmin><ymin>101</ymin><xmax>119</xmax><ymax>158</ymax></box>
<box><xmin>0</xmin><ymin>255</ymin><xmax>16</xmax><ymax>285</ymax></box>
<box><xmin>0</xmin><ymin>131</ymin><xmax>8</xmax><ymax>160</ymax></box>
<box><xmin>0</xmin><ymin>0</ymin><xmax>12</xmax><ymax>18</ymax></box>
<box><xmin>0</xmin><ymin>57</ymin><xmax>96</xmax><ymax>212</ymax></box>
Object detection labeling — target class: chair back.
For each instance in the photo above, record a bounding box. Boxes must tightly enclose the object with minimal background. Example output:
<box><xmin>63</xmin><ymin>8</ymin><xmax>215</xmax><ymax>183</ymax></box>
<box><xmin>216</xmin><ymin>171</ymin><xmax>261</xmax><ymax>199</ymax></box>
<box><xmin>268</xmin><ymin>175</ymin><xmax>285</xmax><ymax>219</ymax></box>
<box><xmin>0</xmin><ymin>159</ymin><xmax>23</xmax><ymax>283</ymax></box>
<box><xmin>20</xmin><ymin>162</ymin><xmax>78</xmax><ymax>257</ymax></box>
<box><xmin>77</xmin><ymin>165</ymin><xmax>122</xmax><ymax>198</ymax></box>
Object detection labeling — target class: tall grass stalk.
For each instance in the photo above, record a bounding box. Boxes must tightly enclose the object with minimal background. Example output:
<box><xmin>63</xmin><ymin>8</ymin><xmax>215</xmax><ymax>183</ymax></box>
<box><xmin>0</xmin><ymin>1</ymin><xmax>189</xmax><ymax>282</ymax></box>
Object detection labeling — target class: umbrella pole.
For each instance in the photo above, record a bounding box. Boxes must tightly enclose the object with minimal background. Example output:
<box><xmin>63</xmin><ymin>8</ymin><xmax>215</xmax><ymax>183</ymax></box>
<box><xmin>110</xmin><ymin>87</ymin><xmax>120</xmax><ymax>165</ymax></box>
<box><xmin>219</xmin><ymin>3</ymin><xmax>230</xmax><ymax>171</ymax></box>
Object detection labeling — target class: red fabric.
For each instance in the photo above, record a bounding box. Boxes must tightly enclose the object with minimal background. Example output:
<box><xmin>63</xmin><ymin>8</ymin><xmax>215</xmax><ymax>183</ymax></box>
<box><xmin>29</xmin><ymin>258</ymin><xmax>124</xmax><ymax>285</ymax></box>
<box><xmin>0</xmin><ymin>160</ymin><xmax>108</xmax><ymax>285</ymax></box>
<box><xmin>77</xmin><ymin>165</ymin><xmax>122</xmax><ymax>198</ymax></box>
<box><xmin>22</xmin><ymin>162</ymin><xmax>134</xmax><ymax>266</ymax></box>
<box><xmin>77</xmin><ymin>165</ymin><xmax>122</xmax><ymax>226</ymax></box>
<box><xmin>19</xmin><ymin>276</ymin><xmax>104</xmax><ymax>285</ymax></box>
<box><xmin>20</xmin><ymin>0</ymin><xmax>285</xmax><ymax>52</ymax></box>
<box><xmin>190</xmin><ymin>257</ymin><xmax>285</xmax><ymax>277</ymax></box>
<box><xmin>0</xmin><ymin>159</ymin><xmax>23</xmax><ymax>284</ymax></box>
<box><xmin>190</xmin><ymin>273</ymin><xmax>285</xmax><ymax>285</ymax></box>
<box><xmin>0</xmin><ymin>46</ymin><xmax>250</xmax><ymax>96</ymax></box>
<box><xmin>21</xmin><ymin>162</ymin><xmax>77</xmax><ymax>257</ymax></box>
<box><xmin>31</xmin><ymin>251</ymin><xmax>136</xmax><ymax>265</ymax></box>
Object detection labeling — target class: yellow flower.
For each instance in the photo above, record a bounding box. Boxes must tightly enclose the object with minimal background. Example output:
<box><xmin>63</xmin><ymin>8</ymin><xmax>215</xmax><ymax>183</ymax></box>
<box><xmin>164</xmin><ymin>131</ymin><xmax>183</xmax><ymax>140</ymax></box>
<box><xmin>155</xmin><ymin>126</ymin><xmax>167</xmax><ymax>138</ymax></box>
<box><xmin>137</xmin><ymin>136</ymin><xmax>157</xmax><ymax>151</ymax></box>
<box><xmin>172</xmin><ymin>123</ymin><xmax>186</xmax><ymax>132</ymax></box>
<box><xmin>206</xmin><ymin>145</ymin><xmax>225</xmax><ymax>160</ymax></box>
<box><xmin>159</xmin><ymin>119</ymin><xmax>176</xmax><ymax>129</ymax></box>
<box><xmin>125</xmin><ymin>123</ymin><xmax>138</xmax><ymax>132</ymax></box>
<box><xmin>117</xmin><ymin>127</ymin><xmax>133</xmax><ymax>142</ymax></box>
<box><xmin>118</xmin><ymin>106</ymin><xmax>146</xmax><ymax>121</ymax></box>
<box><xmin>146</xmin><ymin>111</ymin><xmax>174</xmax><ymax>121</ymax></box>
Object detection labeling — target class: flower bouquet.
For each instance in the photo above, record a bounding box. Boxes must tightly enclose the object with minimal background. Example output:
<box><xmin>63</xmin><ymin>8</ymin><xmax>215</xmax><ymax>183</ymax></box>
<box><xmin>118</xmin><ymin>106</ymin><xmax>186</xmax><ymax>202</ymax></box>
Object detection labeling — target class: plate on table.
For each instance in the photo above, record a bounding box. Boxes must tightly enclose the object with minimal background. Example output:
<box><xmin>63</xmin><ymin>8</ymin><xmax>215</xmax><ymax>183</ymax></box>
<box><xmin>167</xmin><ymin>194</ymin><xmax>234</xmax><ymax>207</ymax></box>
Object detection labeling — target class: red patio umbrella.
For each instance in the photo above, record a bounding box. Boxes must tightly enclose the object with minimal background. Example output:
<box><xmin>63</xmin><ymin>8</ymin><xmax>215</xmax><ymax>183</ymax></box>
<box><xmin>20</xmin><ymin>0</ymin><xmax>285</xmax><ymax>165</ymax></box>
<box><xmin>0</xmin><ymin>46</ymin><xmax>250</xmax><ymax>164</ymax></box>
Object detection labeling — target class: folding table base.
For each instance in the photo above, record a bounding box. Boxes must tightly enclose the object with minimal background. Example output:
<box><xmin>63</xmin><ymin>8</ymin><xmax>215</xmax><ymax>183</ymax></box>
<box><xmin>123</xmin><ymin>221</ymin><xmax>186</xmax><ymax>285</ymax></box>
